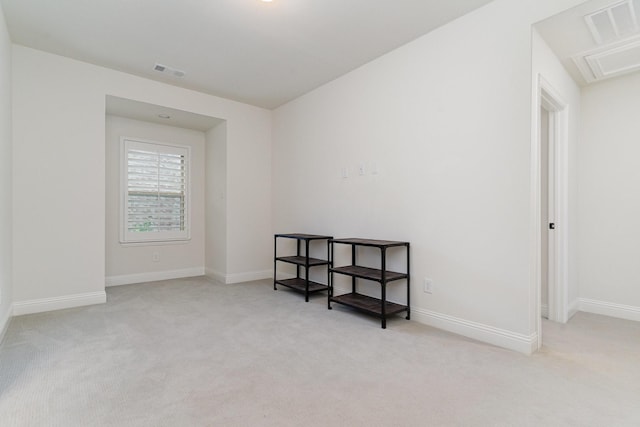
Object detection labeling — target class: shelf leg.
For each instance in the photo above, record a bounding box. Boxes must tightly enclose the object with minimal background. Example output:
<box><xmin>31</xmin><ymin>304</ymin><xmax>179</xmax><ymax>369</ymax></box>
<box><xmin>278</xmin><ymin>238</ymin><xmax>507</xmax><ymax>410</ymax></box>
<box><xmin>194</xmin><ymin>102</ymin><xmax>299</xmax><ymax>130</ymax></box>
<box><xmin>381</xmin><ymin>248</ymin><xmax>387</xmax><ymax>329</ymax></box>
<box><xmin>351</xmin><ymin>244</ymin><xmax>357</xmax><ymax>294</ymax></box>
<box><xmin>381</xmin><ymin>284</ymin><xmax>387</xmax><ymax>329</ymax></box>
<box><xmin>296</xmin><ymin>239</ymin><xmax>301</xmax><ymax>280</ymax></box>
<box><xmin>328</xmin><ymin>242</ymin><xmax>333</xmax><ymax>310</ymax></box>
<box><xmin>273</xmin><ymin>236</ymin><xmax>277</xmax><ymax>291</ymax></box>
<box><xmin>406</xmin><ymin>243</ymin><xmax>410</xmax><ymax>320</ymax></box>
<box><xmin>305</xmin><ymin>239</ymin><xmax>310</xmax><ymax>302</ymax></box>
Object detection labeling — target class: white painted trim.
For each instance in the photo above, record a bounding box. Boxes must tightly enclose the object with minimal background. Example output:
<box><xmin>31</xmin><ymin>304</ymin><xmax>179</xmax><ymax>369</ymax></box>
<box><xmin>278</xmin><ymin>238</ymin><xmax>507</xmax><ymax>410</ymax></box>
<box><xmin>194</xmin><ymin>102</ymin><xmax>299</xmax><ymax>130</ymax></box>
<box><xmin>412</xmin><ymin>307</ymin><xmax>537</xmax><ymax>355</ymax></box>
<box><xmin>205</xmin><ymin>268</ymin><xmax>272</xmax><ymax>285</ymax></box>
<box><xmin>106</xmin><ymin>267</ymin><xmax>205</xmax><ymax>287</ymax></box>
<box><xmin>0</xmin><ymin>305</ymin><xmax>12</xmax><ymax>345</ymax></box>
<box><xmin>541</xmin><ymin>304</ymin><xmax>549</xmax><ymax>319</ymax></box>
<box><xmin>530</xmin><ymin>73</ymin><xmax>544</xmax><ymax>351</ymax></box>
<box><xmin>530</xmin><ymin>74</ymin><xmax>571</xmax><ymax>351</ymax></box>
<box><xmin>226</xmin><ymin>270</ymin><xmax>272</xmax><ymax>284</ymax></box>
<box><xmin>12</xmin><ymin>291</ymin><xmax>107</xmax><ymax>316</ymax></box>
<box><xmin>541</xmin><ymin>76</ymin><xmax>570</xmax><ymax>325</ymax></box>
<box><xmin>332</xmin><ymin>282</ymin><xmax>536</xmax><ymax>354</ymax></box>
<box><xmin>579</xmin><ymin>298</ymin><xmax>640</xmax><ymax>322</ymax></box>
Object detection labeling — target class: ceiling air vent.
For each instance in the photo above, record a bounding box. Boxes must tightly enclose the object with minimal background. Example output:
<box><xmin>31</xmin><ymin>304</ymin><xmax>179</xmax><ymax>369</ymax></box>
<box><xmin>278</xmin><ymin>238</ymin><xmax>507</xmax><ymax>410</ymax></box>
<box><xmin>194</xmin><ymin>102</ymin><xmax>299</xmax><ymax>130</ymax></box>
<box><xmin>153</xmin><ymin>63</ymin><xmax>186</xmax><ymax>78</ymax></box>
<box><xmin>572</xmin><ymin>34</ymin><xmax>640</xmax><ymax>82</ymax></box>
<box><xmin>585</xmin><ymin>0</ymin><xmax>639</xmax><ymax>44</ymax></box>
<box><xmin>586</xmin><ymin>37</ymin><xmax>640</xmax><ymax>78</ymax></box>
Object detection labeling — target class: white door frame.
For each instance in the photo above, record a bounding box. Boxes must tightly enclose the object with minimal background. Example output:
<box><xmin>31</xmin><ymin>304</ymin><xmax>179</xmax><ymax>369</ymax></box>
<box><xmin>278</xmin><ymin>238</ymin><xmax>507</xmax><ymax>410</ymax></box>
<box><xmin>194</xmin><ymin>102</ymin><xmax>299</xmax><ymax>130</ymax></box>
<box><xmin>532</xmin><ymin>75</ymin><xmax>570</xmax><ymax>350</ymax></box>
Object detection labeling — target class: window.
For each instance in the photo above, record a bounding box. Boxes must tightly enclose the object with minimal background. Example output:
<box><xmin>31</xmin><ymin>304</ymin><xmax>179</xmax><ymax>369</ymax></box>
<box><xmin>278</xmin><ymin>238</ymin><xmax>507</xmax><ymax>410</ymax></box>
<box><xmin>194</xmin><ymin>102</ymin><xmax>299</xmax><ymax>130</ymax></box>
<box><xmin>120</xmin><ymin>137</ymin><xmax>190</xmax><ymax>243</ymax></box>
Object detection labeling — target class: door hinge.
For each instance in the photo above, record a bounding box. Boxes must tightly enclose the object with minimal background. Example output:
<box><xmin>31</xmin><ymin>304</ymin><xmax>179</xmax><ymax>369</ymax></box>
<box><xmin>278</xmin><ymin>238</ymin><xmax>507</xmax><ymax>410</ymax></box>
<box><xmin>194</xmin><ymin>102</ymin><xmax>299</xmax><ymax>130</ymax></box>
<box><xmin>549</xmin><ymin>223</ymin><xmax>555</xmax><ymax>230</ymax></box>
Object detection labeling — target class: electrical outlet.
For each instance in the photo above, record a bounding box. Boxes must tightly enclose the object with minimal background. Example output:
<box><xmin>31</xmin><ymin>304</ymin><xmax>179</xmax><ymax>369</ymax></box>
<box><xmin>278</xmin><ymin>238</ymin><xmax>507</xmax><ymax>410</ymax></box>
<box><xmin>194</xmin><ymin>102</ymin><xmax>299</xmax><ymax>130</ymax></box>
<box><xmin>152</xmin><ymin>252</ymin><xmax>160</xmax><ymax>262</ymax></box>
<box><xmin>423</xmin><ymin>278</ymin><xmax>433</xmax><ymax>294</ymax></box>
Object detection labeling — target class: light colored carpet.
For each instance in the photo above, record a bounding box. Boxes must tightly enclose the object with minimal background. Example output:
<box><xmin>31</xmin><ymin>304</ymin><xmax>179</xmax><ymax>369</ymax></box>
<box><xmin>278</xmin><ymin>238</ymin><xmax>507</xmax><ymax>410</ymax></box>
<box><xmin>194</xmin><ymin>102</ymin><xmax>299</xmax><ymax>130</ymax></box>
<box><xmin>0</xmin><ymin>276</ymin><xmax>639</xmax><ymax>426</ymax></box>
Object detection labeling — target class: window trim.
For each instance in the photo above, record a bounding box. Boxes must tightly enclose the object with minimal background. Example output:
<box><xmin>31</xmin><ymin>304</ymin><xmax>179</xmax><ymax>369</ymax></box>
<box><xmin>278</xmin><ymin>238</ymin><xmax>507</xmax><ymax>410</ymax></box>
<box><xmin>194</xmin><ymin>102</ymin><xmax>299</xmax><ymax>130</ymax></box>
<box><xmin>119</xmin><ymin>136</ymin><xmax>191</xmax><ymax>244</ymax></box>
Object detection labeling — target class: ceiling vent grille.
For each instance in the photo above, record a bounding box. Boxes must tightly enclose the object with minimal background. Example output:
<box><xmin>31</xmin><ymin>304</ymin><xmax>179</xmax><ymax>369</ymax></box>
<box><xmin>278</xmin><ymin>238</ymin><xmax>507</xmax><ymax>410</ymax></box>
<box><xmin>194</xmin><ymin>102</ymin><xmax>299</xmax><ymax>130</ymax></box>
<box><xmin>153</xmin><ymin>63</ymin><xmax>186</xmax><ymax>78</ymax></box>
<box><xmin>585</xmin><ymin>0</ymin><xmax>639</xmax><ymax>44</ymax></box>
<box><xmin>572</xmin><ymin>34</ymin><xmax>640</xmax><ymax>82</ymax></box>
<box><xmin>586</xmin><ymin>37</ymin><xmax>640</xmax><ymax>78</ymax></box>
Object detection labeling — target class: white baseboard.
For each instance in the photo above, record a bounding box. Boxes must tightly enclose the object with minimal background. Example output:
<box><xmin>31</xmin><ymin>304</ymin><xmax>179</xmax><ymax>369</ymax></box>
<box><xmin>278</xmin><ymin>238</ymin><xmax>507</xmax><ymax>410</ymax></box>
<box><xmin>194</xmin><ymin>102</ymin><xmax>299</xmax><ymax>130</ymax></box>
<box><xmin>540</xmin><ymin>301</ymin><xmax>578</xmax><ymax>321</ymax></box>
<box><xmin>411</xmin><ymin>307</ymin><xmax>537</xmax><ymax>355</ymax></box>
<box><xmin>206</xmin><ymin>269</ymin><xmax>272</xmax><ymax>285</ymax></box>
<box><xmin>205</xmin><ymin>268</ymin><xmax>225</xmax><ymax>284</ymax></box>
<box><xmin>329</xmin><ymin>282</ymin><xmax>537</xmax><ymax>354</ymax></box>
<box><xmin>0</xmin><ymin>305</ymin><xmax>12</xmax><ymax>345</ymax></box>
<box><xmin>12</xmin><ymin>291</ymin><xmax>107</xmax><ymax>316</ymax></box>
<box><xmin>579</xmin><ymin>298</ymin><xmax>640</xmax><ymax>322</ymax></box>
<box><xmin>226</xmin><ymin>269</ymin><xmax>272</xmax><ymax>284</ymax></box>
<box><xmin>105</xmin><ymin>267</ymin><xmax>205</xmax><ymax>287</ymax></box>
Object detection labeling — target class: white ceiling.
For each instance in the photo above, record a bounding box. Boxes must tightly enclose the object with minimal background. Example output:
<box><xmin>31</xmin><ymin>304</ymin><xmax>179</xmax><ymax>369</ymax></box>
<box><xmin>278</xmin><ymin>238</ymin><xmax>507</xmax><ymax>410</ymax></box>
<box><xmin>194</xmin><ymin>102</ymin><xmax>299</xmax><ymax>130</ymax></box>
<box><xmin>536</xmin><ymin>0</ymin><xmax>640</xmax><ymax>85</ymax></box>
<box><xmin>106</xmin><ymin>96</ymin><xmax>224</xmax><ymax>131</ymax></box>
<box><xmin>0</xmin><ymin>0</ymin><xmax>494</xmax><ymax>109</ymax></box>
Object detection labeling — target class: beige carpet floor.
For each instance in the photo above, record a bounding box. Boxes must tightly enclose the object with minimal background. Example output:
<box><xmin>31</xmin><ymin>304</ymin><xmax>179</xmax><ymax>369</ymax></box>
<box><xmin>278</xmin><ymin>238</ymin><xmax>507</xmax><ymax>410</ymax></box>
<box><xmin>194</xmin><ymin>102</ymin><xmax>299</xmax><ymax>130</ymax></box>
<box><xmin>0</xmin><ymin>276</ymin><xmax>639</xmax><ymax>426</ymax></box>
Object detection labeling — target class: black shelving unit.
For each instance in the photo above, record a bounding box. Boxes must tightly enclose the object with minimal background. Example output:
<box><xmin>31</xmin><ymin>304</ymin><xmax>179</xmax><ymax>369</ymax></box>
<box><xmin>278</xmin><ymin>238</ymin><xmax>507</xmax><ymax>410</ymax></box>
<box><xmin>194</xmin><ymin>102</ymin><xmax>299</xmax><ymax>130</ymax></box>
<box><xmin>328</xmin><ymin>238</ymin><xmax>410</xmax><ymax>328</ymax></box>
<box><xmin>274</xmin><ymin>233</ymin><xmax>333</xmax><ymax>302</ymax></box>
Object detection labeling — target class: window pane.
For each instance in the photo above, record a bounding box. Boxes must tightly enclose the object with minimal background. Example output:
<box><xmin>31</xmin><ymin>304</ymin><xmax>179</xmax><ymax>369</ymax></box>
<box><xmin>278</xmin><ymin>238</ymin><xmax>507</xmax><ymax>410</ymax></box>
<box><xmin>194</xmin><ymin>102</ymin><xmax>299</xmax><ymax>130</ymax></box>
<box><xmin>122</xmin><ymin>140</ymin><xmax>189</xmax><ymax>242</ymax></box>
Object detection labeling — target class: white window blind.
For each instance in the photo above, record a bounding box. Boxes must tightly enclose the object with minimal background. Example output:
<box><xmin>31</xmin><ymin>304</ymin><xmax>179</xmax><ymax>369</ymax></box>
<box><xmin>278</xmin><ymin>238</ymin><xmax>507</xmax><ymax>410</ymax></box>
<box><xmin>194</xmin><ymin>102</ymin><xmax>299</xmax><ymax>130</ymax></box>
<box><xmin>120</xmin><ymin>138</ymin><xmax>190</xmax><ymax>243</ymax></box>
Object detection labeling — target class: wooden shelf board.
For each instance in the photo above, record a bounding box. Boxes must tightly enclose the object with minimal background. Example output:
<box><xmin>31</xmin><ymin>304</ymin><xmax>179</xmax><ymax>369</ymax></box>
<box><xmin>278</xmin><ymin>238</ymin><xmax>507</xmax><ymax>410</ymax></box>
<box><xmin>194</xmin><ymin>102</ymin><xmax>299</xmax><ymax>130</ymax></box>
<box><xmin>276</xmin><ymin>256</ymin><xmax>330</xmax><ymax>267</ymax></box>
<box><xmin>275</xmin><ymin>233</ymin><xmax>333</xmax><ymax>240</ymax></box>
<box><xmin>330</xmin><ymin>293</ymin><xmax>407</xmax><ymax>316</ymax></box>
<box><xmin>330</xmin><ymin>238</ymin><xmax>409</xmax><ymax>248</ymax></box>
<box><xmin>276</xmin><ymin>278</ymin><xmax>328</xmax><ymax>293</ymax></box>
<box><xmin>330</xmin><ymin>265</ymin><xmax>407</xmax><ymax>282</ymax></box>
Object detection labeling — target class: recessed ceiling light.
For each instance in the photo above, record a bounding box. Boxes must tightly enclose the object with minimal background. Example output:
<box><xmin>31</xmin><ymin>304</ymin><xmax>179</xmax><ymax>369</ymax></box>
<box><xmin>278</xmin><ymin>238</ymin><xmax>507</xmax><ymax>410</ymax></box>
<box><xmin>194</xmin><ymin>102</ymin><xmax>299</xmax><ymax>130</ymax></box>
<box><xmin>261</xmin><ymin>0</ymin><xmax>273</xmax><ymax>2</ymax></box>
<box><xmin>158</xmin><ymin>114</ymin><xmax>171</xmax><ymax>119</ymax></box>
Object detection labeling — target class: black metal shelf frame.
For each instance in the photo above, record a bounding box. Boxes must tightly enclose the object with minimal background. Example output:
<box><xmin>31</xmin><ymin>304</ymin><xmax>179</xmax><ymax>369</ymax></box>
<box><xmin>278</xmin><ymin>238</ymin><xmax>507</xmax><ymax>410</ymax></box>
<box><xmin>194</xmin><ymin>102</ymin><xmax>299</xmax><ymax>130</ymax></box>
<box><xmin>273</xmin><ymin>234</ymin><xmax>333</xmax><ymax>302</ymax></box>
<box><xmin>328</xmin><ymin>238</ymin><xmax>410</xmax><ymax>328</ymax></box>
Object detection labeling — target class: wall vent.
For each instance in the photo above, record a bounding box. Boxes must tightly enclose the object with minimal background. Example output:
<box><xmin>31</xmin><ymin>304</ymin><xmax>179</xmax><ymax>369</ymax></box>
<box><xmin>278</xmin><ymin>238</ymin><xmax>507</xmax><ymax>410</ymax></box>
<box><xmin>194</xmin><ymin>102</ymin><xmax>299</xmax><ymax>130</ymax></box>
<box><xmin>585</xmin><ymin>0</ymin><xmax>639</xmax><ymax>44</ymax></box>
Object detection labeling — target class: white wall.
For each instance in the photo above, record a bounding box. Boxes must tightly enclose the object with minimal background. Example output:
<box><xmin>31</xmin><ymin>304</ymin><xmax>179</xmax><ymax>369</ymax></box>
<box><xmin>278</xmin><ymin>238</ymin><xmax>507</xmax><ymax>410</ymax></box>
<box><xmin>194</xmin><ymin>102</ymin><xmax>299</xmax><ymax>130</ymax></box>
<box><xmin>531</xmin><ymin>29</ymin><xmax>582</xmax><ymax>325</ymax></box>
<box><xmin>105</xmin><ymin>115</ymin><xmax>206</xmax><ymax>283</ymax></box>
<box><xmin>272</xmin><ymin>0</ymin><xmax>585</xmax><ymax>353</ymax></box>
<box><xmin>578</xmin><ymin>72</ymin><xmax>640</xmax><ymax>320</ymax></box>
<box><xmin>0</xmin><ymin>2</ymin><xmax>12</xmax><ymax>336</ymax></box>
<box><xmin>205</xmin><ymin>122</ymin><xmax>228</xmax><ymax>280</ymax></box>
<box><xmin>12</xmin><ymin>45</ymin><xmax>272</xmax><ymax>313</ymax></box>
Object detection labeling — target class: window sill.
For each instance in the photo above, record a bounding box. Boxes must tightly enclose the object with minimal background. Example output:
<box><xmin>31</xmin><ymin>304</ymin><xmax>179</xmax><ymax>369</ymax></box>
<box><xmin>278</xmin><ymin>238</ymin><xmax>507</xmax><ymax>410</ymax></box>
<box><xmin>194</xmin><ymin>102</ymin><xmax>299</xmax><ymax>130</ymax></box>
<box><xmin>119</xmin><ymin>239</ymin><xmax>191</xmax><ymax>248</ymax></box>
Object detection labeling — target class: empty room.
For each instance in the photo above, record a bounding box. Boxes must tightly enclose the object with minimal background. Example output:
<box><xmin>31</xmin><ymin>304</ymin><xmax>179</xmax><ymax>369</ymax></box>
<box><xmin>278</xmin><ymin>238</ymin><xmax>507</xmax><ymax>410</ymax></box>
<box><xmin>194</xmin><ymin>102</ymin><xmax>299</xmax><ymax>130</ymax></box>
<box><xmin>1</xmin><ymin>0</ymin><xmax>639</xmax><ymax>425</ymax></box>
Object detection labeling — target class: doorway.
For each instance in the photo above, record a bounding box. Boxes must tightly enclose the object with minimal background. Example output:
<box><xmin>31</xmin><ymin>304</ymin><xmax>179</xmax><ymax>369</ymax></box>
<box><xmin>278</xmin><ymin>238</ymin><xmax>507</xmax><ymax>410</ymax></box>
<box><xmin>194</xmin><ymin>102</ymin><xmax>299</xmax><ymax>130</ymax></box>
<box><xmin>536</xmin><ymin>77</ymin><xmax>570</xmax><ymax>349</ymax></box>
